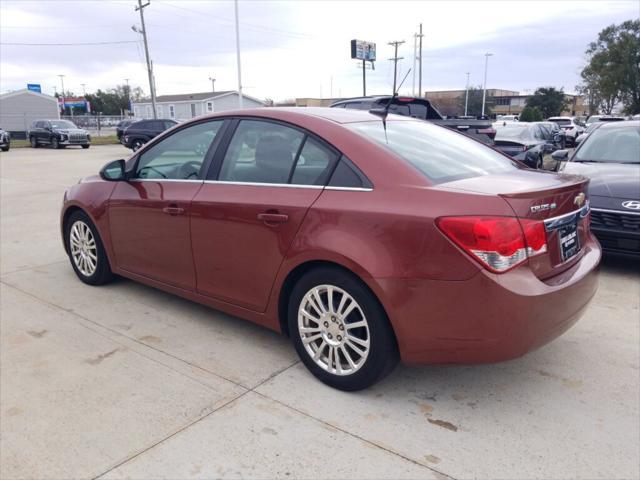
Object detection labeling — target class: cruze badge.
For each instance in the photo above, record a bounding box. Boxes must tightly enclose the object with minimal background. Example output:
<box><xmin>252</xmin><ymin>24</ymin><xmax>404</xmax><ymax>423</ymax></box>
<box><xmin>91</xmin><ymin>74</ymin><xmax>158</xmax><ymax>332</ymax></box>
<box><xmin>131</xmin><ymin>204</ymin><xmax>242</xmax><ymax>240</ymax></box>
<box><xmin>622</xmin><ymin>200</ymin><xmax>640</xmax><ymax>210</ymax></box>
<box><xmin>574</xmin><ymin>193</ymin><xmax>586</xmax><ymax>207</ymax></box>
<box><xmin>530</xmin><ymin>203</ymin><xmax>557</xmax><ymax>213</ymax></box>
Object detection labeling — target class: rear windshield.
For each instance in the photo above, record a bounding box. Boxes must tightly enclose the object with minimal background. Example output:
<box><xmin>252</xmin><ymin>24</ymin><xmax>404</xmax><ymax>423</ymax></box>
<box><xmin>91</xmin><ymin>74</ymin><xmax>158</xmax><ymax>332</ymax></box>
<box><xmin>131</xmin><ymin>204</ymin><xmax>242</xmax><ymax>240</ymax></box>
<box><xmin>348</xmin><ymin>120</ymin><xmax>518</xmax><ymax>184</ymax></box>
<box><xmin>549</xmin><ymin>119</ymin><xmax>571</xmax><ymax>126</ymax></box>
<box><xmin>495</xmin><ymin>125</ymin><xmax>532</xmax><ymax>140</ymax></box>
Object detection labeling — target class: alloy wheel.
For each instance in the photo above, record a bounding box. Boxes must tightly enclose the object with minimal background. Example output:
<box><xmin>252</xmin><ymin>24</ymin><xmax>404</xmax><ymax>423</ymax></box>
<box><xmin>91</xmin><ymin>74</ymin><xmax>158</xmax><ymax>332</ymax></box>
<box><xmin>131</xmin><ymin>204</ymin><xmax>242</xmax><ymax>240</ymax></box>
<box><xmin>298</xmin><ymin>284</ymin><xmax>370</xmax><ymax>376</ymax></box>
<box><xmin>70</xmin><ymin>220</ymin><xmax>98</xmax><ymax>277</ymax></box>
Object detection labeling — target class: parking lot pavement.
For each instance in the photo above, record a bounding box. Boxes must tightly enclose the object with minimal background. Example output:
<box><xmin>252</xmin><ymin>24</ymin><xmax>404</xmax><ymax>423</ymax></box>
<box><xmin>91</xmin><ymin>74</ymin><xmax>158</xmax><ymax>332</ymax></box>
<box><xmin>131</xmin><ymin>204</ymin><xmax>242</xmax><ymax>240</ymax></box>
<box><xmin>1</xmin><ymin>145</ymin><xmax>639</xmax><ymax>479</ymax></box>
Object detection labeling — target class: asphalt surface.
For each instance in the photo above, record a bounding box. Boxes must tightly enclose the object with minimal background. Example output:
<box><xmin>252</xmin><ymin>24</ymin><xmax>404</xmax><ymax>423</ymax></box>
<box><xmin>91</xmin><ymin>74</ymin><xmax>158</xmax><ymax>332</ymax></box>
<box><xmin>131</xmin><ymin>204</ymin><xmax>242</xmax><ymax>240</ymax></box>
<box><xmin>1</xmin><ymin>145</ymin><xmax>639</xmax><ymax>480</ymax></box>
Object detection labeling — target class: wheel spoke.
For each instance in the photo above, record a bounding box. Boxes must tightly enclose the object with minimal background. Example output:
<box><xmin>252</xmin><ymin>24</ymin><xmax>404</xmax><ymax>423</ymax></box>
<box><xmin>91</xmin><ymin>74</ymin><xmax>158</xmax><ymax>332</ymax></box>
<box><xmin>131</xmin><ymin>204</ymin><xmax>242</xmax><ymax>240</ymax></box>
<box><xmin>299</xmin><ymin>325</ymin><xmax>321</xmax><ymax>334</ymax></box>
<box><xmin>348</xmin><ymin>335</ymin><xmax>369</xmax><ymax>348</ymax></box>
<box><xmin>346</xmin><ymin>338</ymin><xmax>367</xmax><ymax>357</ymax></box>
<box><xmin>340</xmin><ymin>345</ymin><xmax>357</xmax><ymax>370</ymax></box>
<box><xmin>313</xmin><ymin>341</ymin><xmax>327</xmax><ymax>361</ymax></box>
<box><xmin>345</xmin><ymin>320</ymin><xmax>367</xmax><ymax>330</ymax></box>
<box><xmin>327</xmin><ymin>286</ymin><xmax>334</xmax><ymax>313</ymax></box>
<box><xmin>312</xmin><ymin>289</ymin><xmax>327</xmax><ymax>314</ymax></box>
<box><xmin>328</xmin><ymin>346</ymin><xmax>336</xmax><ymax>372</ymax></box>
<box><xmin>340</xmin><ymin>298</ymin><xmax>357</xmax><ymax>319</ymax></box>
<box><xmin>302</xmin><ymin>333</ymin><xmax>322</xmax><ymax>345</ymax></box>
<box><xmin>300</xmin><ymin>309</ymin><xmax>320</xmax><ymax>324</ymax></box>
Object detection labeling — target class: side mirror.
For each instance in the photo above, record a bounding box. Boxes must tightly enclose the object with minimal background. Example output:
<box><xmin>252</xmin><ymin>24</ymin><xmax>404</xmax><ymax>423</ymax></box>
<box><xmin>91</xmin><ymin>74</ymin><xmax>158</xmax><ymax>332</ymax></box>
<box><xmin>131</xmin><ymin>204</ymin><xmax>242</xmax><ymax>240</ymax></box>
<box><xmin>100</xmin><ymin>159</ymin><xmax>126</xmax><ymax>181</ymax></box>
<box><xmin>551</xmin><ymin>149</ymin><xmax>569</xmax><ymax>162</ymax></box>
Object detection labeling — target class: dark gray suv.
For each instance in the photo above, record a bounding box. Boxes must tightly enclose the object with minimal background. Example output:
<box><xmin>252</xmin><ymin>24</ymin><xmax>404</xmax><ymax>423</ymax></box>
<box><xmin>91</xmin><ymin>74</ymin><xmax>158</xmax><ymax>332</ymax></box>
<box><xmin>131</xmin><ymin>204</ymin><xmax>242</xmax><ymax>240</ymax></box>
<box><xmin>29</xmin><ymin>119</ymin><xmax>91</xmax><ymax>149</ymax></box>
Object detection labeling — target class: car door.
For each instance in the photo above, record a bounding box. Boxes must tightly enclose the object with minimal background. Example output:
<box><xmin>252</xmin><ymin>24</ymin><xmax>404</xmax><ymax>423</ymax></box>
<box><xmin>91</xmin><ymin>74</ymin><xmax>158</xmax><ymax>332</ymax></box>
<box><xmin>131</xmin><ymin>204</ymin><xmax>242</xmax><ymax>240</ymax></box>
<box><xmin>38</xmin><ymin>121</ymin><xmax>50</xmax><ymax>144</ymax></box>
<box><xmin>191</xmin><ymin>119</ymin><xmax>339</xmax><ymax>311</ymax></box>
<box><xmin>108</xmin><ymin>119</ymin><xmax>227</xmax><ymax>290</ymax></box>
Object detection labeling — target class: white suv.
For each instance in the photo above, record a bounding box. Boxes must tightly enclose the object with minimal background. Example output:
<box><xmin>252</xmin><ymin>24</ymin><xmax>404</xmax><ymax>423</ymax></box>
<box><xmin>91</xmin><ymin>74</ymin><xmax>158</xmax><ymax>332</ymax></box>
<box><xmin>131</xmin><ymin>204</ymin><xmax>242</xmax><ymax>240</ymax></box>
<box><xmin>547</xmin><ymin>117</ymin><xmax>585</xmax><ymax>146</ymax></box>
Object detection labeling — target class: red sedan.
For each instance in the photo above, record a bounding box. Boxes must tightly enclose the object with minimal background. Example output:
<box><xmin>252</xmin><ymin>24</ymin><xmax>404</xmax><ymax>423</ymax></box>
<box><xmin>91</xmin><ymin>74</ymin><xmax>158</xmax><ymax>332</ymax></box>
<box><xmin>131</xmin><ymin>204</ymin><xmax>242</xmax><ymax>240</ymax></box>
<box><xmin>61</xmin><ymin>108</ymin><xmax>600</xmax><ymax>391</ymax></box>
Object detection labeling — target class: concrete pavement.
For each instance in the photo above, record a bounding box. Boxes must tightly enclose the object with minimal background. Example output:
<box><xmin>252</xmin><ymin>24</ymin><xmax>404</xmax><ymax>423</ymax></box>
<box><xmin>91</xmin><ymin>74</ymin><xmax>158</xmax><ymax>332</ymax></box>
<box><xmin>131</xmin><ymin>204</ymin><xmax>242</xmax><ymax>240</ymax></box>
<box><xmin>1</xmin><ymin>145</ymin><xmax>638</xmax><ymax>479</ymax></box>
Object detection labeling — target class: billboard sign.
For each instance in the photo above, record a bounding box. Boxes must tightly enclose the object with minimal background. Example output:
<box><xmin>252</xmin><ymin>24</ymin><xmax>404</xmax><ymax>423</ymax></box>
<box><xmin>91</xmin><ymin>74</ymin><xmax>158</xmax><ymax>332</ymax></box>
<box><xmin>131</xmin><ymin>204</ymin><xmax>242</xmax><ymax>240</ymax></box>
<box><xmin>58</xmin><ymin>97</ymin><xmax>90</xmax><ymax>109</ymax></box>
<box><xmin>27</xmin><ymin>83</ymin><xmax>42</xmax><ymax>93</ymax></box>
<box><xmin>351</xmin><ymin>40</ymin><xmax>376</xmax><ymax>61</ymax></box>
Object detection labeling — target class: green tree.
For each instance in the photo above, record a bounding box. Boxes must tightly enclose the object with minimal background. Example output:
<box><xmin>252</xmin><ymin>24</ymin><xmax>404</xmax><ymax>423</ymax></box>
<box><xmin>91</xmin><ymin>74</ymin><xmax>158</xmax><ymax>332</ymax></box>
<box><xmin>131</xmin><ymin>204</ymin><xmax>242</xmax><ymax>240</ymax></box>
<box><xmin>85</xmin><ymin>84</ymin><xmax>145</xmax><ymax>115</ymax></box>
<box><xmin>579</xmin><ymin>20</ymin><xmax>640</xmax><ymax>115</ymax></box>
<box><xmin>457</xmin><ymin>85</ymin><xmax>493</xmax><ymax>117</ymax></box>
<box><xmin>525</xmin><ymin>87</ymin><xmax>569</xmax><ymax>118</ymax></box>
<box><xmin>519</xmin><ymin>106</ymin><xmax>543</xmax><ymax>122</ymax></box>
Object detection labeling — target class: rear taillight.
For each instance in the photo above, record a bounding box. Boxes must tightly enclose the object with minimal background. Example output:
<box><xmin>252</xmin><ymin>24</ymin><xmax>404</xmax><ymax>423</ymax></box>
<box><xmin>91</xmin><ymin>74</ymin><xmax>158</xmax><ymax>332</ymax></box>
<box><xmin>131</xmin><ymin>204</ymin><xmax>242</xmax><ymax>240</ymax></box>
<box><xmin>436</xmin><ymin>216</ymin><xmax>547</xmax><ymax>273</ymax></box>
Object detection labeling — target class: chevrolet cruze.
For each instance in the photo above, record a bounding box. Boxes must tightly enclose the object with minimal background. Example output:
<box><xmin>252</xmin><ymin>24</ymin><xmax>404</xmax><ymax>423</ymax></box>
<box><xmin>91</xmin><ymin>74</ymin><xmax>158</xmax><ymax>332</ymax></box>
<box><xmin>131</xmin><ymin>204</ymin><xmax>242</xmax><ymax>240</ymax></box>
<box><xmin>61</xmin><ymin>108</ymin><xmax>600</xmax><ymax>391</ymax></box>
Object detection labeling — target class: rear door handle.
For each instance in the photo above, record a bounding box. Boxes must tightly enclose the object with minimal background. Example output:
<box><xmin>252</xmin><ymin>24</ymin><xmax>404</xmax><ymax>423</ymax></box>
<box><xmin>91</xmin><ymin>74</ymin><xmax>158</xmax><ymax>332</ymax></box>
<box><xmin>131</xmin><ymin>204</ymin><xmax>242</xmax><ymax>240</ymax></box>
<box><xmin>162</xmin><ymin>205</ymin><xmax>185</xmax><ymax>216</ymax></box>
<box><xmin>257</xmin><ymin>213</ymin><xmax>289</xmax><ymax>225</ymax></box>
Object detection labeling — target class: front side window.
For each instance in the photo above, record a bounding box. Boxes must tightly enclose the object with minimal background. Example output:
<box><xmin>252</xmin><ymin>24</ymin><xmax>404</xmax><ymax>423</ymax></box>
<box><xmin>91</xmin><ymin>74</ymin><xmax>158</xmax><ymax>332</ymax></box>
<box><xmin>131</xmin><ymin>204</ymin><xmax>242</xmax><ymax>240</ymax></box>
<box><xmin>218</xmin><ymin>120</ymin><xmax>304</xmax><ymax>184</ymax></box>
<box><xmin>135</xmin><ymin>120</ymin><xmax>223</xmax><ymax>180</ymax></box>
<box><xmin>349</xmin><ymin>120</ymin><xmax>518</xmax><ymax>184</ymax></box>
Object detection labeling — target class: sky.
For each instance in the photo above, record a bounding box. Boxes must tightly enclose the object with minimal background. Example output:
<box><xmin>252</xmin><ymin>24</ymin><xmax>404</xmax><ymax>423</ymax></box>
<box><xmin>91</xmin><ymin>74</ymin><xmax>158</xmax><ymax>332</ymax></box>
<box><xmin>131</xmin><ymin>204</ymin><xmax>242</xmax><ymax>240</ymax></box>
<box><xmin>1</xmin><ymin>0</ymin><xmax>638</xmax><ymax>102</ymax></box>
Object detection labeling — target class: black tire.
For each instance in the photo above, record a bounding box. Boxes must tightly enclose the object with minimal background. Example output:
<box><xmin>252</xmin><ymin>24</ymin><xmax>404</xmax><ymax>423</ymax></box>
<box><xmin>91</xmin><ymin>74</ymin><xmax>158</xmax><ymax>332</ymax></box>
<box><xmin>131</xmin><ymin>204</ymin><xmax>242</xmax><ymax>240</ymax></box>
<box><xmin>30</xmin><ymin>136</ymin><xmax>38</xmax><ymax>148</ymax></box>
<box><xmin>82</xmin><ymin>144</ymin><xmax>90</xmax><ymax>149</ymax></box>
<box><xmin>1</xmin><ymin>145</ymin><xmax>8</xmax><ymax>152</ymax></box>
<box><xmin>288</xmin><ymin>266</ymin><xmax>398</xmax><ymax>391</ymax></box>
<box><xmin>131</xmin><ymin>139</ymin><xmax>144</xmax><ymax>151</ymax></box>
<box><xmin>51</xmin><ymin>137</ymin><xmax>60</xmax><ymax>149</ymax></box>
<box><xmin>64</xmin><ymin>210</ymin><xmax>115</xmax><ymax>286</ymax></box>
<box><xmin>537</xmin><ymin>155</ymin><xmax>544</xmax><ymax>170</ymax></box>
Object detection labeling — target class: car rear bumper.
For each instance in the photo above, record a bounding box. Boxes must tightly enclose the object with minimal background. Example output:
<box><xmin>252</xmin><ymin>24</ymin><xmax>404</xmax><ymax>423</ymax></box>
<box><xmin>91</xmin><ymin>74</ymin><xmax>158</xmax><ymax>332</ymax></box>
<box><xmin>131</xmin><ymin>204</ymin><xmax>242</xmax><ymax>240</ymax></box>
<box><xmin>375</xmin><ymin>236</ymin><xmax>601</xmax><ymax>364</ymax></box>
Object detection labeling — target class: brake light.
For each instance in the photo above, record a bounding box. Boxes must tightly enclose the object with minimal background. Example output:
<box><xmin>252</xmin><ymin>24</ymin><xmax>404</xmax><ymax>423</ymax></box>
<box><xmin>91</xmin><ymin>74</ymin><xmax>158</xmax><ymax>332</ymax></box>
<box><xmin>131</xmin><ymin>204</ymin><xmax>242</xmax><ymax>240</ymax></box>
<box><xmin>436</xmin><ymin>216</ymin><xmax>547</xmax><ymax>273</ymax></box>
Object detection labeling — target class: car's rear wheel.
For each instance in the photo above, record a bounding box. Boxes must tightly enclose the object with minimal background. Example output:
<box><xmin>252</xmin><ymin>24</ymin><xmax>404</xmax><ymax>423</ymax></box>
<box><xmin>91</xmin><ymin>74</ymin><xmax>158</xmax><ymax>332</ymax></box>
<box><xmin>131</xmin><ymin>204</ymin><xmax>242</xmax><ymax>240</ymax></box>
<box><xmin>536</xmin><ymin>154</ymin><xmax>544</xmax><ymax>169</ymax></box>
<box><xmin>30</xmin><ymin>136</ymin><xmax>38</xmax><ymax>148</ymax></box>
<box><xmin>65</xmin><ymin>210</ymin><xmax>114</xmax><ymax>285</ymax></box>
<box><xmin>82</xmin><ymin>144</ymin><xmax>90</xmax><ymax>149</ymax></box>
<box><xmin>131</xmin><ymin>139</ymin><xmax>144</xmax><ymax>151</ymax></box>
<box><xmin>288</xmin><ymin>267</ymin><xmax>398</xmax><ymax>391</ymax></box>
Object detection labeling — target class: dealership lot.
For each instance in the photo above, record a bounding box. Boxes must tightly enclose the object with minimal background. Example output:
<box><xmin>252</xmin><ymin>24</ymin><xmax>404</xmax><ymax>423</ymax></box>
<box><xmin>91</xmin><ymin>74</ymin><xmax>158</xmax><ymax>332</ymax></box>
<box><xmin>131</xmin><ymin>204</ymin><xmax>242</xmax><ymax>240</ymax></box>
<box><xmin>1</xmin><ymin>145</ymin><xmax>638</xmax><ymax>479</ymax></box>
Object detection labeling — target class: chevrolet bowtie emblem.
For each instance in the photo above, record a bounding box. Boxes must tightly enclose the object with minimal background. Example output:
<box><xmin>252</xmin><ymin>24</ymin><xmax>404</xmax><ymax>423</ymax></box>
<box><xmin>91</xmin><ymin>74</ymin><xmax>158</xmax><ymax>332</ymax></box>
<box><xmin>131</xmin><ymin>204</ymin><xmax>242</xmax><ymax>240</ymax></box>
<box><xmin>574</xmin><ymin>193</ymin><xmax>586</xmax><ymax>207</ymax></box>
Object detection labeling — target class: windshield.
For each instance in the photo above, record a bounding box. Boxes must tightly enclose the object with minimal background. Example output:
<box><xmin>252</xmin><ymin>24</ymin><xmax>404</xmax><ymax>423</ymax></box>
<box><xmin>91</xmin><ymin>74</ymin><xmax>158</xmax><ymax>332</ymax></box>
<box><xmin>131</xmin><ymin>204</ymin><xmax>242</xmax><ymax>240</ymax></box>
<box><xmin>348</xmin><ymin>119</ymin><xmax>518</xmax><ymax>184</ymax></box>
<box><xmin>549</xmin><ymin>119</ymin><xmax>571</xmax><ymax>126</ymax></box>
<box><xmin>575</xmin><ymin>125</ymin><xmax>640</xmax><ymax>163</ymax></box>
<box><xmin>495</xmin><ymin>125</ymin><xmax>532</xmax><ymax>141</ymax></box>
<box><xmin>50</xmin><ymin>120</ymin><xmax>77</xmax><ymax>129</ymax></box>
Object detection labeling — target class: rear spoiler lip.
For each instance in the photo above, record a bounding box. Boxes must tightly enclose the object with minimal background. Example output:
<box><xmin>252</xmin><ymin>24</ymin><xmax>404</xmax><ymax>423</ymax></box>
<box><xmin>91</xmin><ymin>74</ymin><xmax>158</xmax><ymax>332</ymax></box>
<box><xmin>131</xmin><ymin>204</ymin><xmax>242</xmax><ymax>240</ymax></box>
<box><xmin>498</xmin><ymin>176</ymin><xmax>589</xmax><ymax>199</ymax></box>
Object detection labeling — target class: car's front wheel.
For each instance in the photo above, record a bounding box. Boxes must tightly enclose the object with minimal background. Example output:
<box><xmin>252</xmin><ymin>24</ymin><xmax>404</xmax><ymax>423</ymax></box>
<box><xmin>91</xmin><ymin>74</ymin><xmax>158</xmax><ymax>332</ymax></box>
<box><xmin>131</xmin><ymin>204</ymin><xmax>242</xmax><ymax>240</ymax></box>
<box><xmin>65</xmin><ymin>211</ymin><xmax>114</xmax><ymax>285</ymax></box>
<box><xmin>30</xmin><ymin>136</ymin><xmax>38</xmax><ymax>148</ymax></box>
<box><xmin>131</xmin><ymin>139</ymin><xmax>144</xmax><ymax>151</ymax></box>
<box><xmin>51</xmin><ymin>137</ymin><xmax>60</xmax><ymax>149</ymax></box>
<box><xmin>82</xmin><ymin>144</ymin><xmax>90</xmax><ymax>149</ymax></box>
<box><xmin>288</xmin><ymin>267</ymin><xmax>398</xmax><ymax>391</ymax></box>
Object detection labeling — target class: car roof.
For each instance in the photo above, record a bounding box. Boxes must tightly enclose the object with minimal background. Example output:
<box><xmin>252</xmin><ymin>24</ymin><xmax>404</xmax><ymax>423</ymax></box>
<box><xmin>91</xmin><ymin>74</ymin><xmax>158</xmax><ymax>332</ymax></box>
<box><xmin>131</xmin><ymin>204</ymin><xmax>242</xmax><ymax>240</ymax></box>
<box><xmin>197</xmin><ymin>107</ymin><xmax>414</xmax><ymax>125</ymax></box>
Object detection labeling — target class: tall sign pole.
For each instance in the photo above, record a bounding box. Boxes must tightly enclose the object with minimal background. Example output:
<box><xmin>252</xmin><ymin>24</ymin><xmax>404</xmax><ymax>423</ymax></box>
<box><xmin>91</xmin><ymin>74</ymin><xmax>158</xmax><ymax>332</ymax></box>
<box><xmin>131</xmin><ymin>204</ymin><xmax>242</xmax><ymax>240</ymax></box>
<box><xmin>234</xmin><ymin>0</ymin><xmax>243</xmax><ymax>108</ymax></box>
<box><xmin>135</xmin><ymin>0</ymin><xmax>157</xmax><ymax>119</ymax></box>
<box><xmin>362</xmin><ymin>59</ymin><xmax>366</xmax><ymax>96</ymax></box>
<box><xmin>482</xmin><ymin>52</ymin><xmax>493</xmax><ymax>117</ymax></box>
<box><xmin>464</xmin><ymin>72</ymin><xmax>470</xmax><ymax>116</ymax></box>
<box><xmin>351</xmin><ymin>40</ymin><xmax>375</xmax><ymax>97</ymax></box>
<box><xmin>58</xmin><ymin>74</ymin><xmax>65</xmax><ymax>114</ymax></box>
<box><xmin>412</xmin><ymin>33</ymin><xmax>417</xmax><ymax>96</ymax></box>
<box><xmin>417</xmin><ymin>23</ymin><xmax>424</xmax><ymax>97</ymax></box>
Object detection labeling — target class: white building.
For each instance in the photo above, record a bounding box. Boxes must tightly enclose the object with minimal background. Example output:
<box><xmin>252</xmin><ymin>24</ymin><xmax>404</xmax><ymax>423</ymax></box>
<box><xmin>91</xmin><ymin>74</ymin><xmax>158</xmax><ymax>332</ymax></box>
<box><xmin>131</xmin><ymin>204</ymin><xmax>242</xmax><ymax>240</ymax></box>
<box><xmin>0</xmin><ymin>89</ymin><xmax>60</xmax><ymax>135</ymax></box>
<box><xmin>132</xmin><ymin>91</ymin><xmax>265</xmax><ymax>120</ymax></box>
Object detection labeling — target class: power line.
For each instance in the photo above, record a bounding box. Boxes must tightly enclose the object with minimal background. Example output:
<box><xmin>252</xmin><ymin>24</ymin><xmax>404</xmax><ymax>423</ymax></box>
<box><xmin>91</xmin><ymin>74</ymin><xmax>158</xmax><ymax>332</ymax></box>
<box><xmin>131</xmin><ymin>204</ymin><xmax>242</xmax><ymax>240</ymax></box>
<box><xmin>1</xmin><ymin>40</ymin><xmax>140</xmax><ymax>46</ymax></box>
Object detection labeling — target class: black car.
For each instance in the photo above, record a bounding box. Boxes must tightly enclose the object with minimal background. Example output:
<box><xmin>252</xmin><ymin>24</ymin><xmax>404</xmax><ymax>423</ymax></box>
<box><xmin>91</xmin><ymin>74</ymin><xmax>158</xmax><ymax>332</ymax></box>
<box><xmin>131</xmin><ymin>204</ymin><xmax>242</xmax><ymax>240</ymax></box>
<box><xmin>537</xmin><ymin>121</ymin><xmax>567</xmax><ymax>148</ymax></box>
<box><xmin>122</xmin><ymin>119</ymin><xmax>178</xmax><ymax>151</ymax></box>
<box><xmin>0</xmin><ymin>128</ymin><xmax>10</xmax><ymax>152</ymax></box>
<box><xmin>553</xmin><ymin>120</ymin><xmax>640</xmax><ymax>256</ymax></box>
<box><xmin>28</xmin><ymin>119</ymin><xmax>91</xmax><ymax>149</ymax></box>
<box><xmin>330</xmin><ymin>96</ymin><xmax>496</xmax><ymax>144</ymax></box>
<box><xmin>116</xmin><ymin>119</ymin><xmax>137</xmax><ymax>141</ymax></box>
<box><xmin>493</xmin><ymin>123</ymin><xmax>556</xmax><ymax>169</ymax></box>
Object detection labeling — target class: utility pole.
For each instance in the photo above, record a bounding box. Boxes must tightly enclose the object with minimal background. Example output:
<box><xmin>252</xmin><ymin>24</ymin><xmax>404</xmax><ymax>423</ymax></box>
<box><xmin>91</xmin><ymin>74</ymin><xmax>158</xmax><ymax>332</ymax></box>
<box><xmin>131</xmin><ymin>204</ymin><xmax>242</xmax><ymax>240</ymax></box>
<box><xmin>234</xmin><ymin>0</ymin><xmax>243</xmax><ymax>108</ymax></box>
<box><xmin>362</xmin><ymin>58</ymin><xmax>366</xmax><ymax>96</ymax></box>
<box><xmin>58</xmin><ymin>74</ymin><xmax>65</xmax><ymax>115</ymax></box>
<box><xmin>209</xmin><ymin>76</ymin><xmax>216</xmax><ymax>111</ymax></box>
<box><xmin>417</xmin><ymin>23</ymin><xmax>424</xmax><ymax>97</ymax></box>
<box><xmin>388</xmin><ymin>40</ymin><xmax>405</xmax><ymax>94</ymax></box>
<box><xmin>124</xmin><ymin>78</ymin><xmax>131</xmax><ymax>116</ymax></box>
<box><xmin>481</xmin><ymin>52</ymin><xmax>493</xmax><ymax>117</ymax></box>
<box><xmin>464</xmin><ymin>72</ymin><xmax>470</xmax><ymax>116</ymax></box>
<box><xmin>412</xmin><ymin>33</ymin><xmax>417</xmax><ymax>96</ymax></box>
<box><xmin>134</xmin><ymin>0</ymin><xmax>157</xmax><ymax>119</ymax></box>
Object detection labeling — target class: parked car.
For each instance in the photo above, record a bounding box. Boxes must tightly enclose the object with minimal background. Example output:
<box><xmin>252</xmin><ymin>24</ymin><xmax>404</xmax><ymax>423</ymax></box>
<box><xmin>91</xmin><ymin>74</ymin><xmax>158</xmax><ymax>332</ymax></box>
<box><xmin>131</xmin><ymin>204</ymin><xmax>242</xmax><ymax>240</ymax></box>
<box><xmin>575</xmin><ymin>121</ymin><xmax>607</xmax><ymax>145</ymax></box>
<box><xmin>0</xmin><ymin>127</ymin><xmax>10</xmax><ymax>151</ymax></box>
<box><xmin>330</xmin><ymin>96</ymin><xmax>496</xmax><ymax>144</ymax></box>
<box><xmin>61</xmin><ymin>108</ymin><xmax>600</xmax><ymax>391</ymax></box>
<box><xmin>493</xmin><ymin>122</ymin><xmax>556</xmax><ymax>168</ymax></box>
<box><xmin>553</xmin><ymin>120</ymin><xmax>640</xmax><ymax>256</ymax></box>
<box><xmin>28</xmin><ymin>119</ymin><xmax>91</xmax><ymax>149</ymax></box>
<box><xmin>121</xmin><ymin>119</ymin><xmax>178</xmax><ymax>151</ymax></box>
<box><xmin>536</xmin><ymin>121</ymin><xmax>567</xmax><ymax>148</ymax></box>
<box><xmin>496</xmin><ymin>114</ymin><xmax>519</xmax><ymax>123</ymax></box>
<box><xmin>586</xmin><ymin>115</ymin><xmax>626</xmax><ymax>125</ymax></box>
<box><xmin>116</xmin><ymin>119</ymin><xmax>137</xmax><ymax>141</ymax></box>
<box><xmin>547</xmin><ymin>117</ymin><xmax>585</xmax><ymax>146</ymax></box>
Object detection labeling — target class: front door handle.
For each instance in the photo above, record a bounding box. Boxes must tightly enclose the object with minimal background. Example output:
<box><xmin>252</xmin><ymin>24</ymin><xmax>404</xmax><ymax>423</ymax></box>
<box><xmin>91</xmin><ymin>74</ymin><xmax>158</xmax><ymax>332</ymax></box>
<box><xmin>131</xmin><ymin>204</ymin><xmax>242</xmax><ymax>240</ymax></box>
<box><xmin>257</xmin><ymin>213</ymin><xmax>289</xmax><ymax>225</ymax></box>
<box><xmin>162</xmin><ymin>205</ymin><xmax>185</xmax><ymax>216</ymax></box>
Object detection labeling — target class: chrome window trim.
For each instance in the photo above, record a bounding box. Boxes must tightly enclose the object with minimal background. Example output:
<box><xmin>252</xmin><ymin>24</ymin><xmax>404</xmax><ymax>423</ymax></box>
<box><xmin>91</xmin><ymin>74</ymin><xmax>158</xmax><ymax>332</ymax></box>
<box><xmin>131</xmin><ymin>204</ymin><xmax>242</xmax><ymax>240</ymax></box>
<box><xmin>544</xmin><ymin>202</ymin><xmax>590</xmax><ymax>231</ymax></box>
<box><xmin>203</xmin><ymin>180</ymin><xmax>324</xmax><ymax>189</ymax></box>
<box><xmin>129</xmin><ymin>178</ymin><xmax>204</xmax><ymax>183</ymax></box>
<box><xmin>325</xmin><ymin>186</ymin><xmax>373</xmax><ymax>192</ymax></box>
<box><xmin>591</xmin><ymin>207</ymin><xmax>640</xmax><ymax>217</ymax></box>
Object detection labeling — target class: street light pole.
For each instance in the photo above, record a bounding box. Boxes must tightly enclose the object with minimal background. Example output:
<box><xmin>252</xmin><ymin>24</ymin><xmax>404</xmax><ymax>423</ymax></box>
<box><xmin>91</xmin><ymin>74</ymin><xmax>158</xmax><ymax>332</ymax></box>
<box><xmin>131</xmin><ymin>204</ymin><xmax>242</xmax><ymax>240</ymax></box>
<box><xmin>209</xmin><ymin>76</ymin><xmax>216</xmax><ymax>111</ymax></box>
<box><xmin>124</xmin><ymin>78</ymin><xmax>131</xmax><ymax>117</ymax></box>
<box><xmin>481</xmin><ymin>52</ymin><xmax>493</xmax><ymax>117</ymax></box>
<box><xmin>58</xmin><ymin>74</ymin><xmax>65</xmax><ymax>115</ymax></box>
<box><xmin>464</xmin><ymin>72</ymin><xmax>470</xmax><ymax>116</ymax></box>
<box><xmin>135</xmin><ymin>0</ymin><xmax>157</xmax><ymax>119</ymax></box>
<box><xmin>234</xmin><ymin>0</ymin><xmax>243</xmax><ymax>109</ymax></box>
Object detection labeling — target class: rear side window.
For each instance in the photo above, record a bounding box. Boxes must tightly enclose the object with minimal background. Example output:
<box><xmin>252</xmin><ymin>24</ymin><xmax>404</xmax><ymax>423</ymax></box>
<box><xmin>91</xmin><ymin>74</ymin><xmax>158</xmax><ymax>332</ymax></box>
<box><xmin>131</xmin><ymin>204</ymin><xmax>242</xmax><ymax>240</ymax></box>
<box><xmin>218</xmin><ymin>120</ymin><xmax>304</xmax><ymax>184</ymax></box>
<box><xmin>349</xmin><ymin>120</ymin><xmax>518</xmax><ymax>184</ymax></box>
